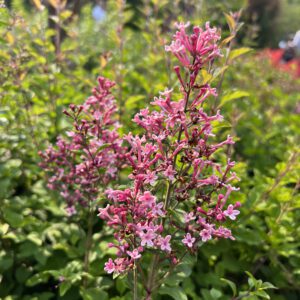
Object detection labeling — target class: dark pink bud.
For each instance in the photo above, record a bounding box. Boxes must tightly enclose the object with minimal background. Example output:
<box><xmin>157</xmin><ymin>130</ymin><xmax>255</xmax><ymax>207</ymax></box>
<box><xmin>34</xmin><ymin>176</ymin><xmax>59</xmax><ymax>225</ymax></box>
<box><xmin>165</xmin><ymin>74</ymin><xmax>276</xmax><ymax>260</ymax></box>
<box><xmin>172</xmin><ymin>257</ymin><xmax>178</xmax><ymax>265</ymax></box>
<box><xmin>157</xmin><ymin>225</ymin><xmax>163</xmax><ymax>233</ymax></box>
<box><xmin>234</xmin><ymin>201</ymin><xmax>241</xmax><ymax>208</ymax></box>
<box><xmin>63</xmin><ymin>109</ymin><xmax>71</xmax><ymax>117</ymax></box>
<box><xmin>78</xmin><ymin>105</ymin><xmax>84</xmax><ymax>113</ymax></box>
<box><xmin>69</xmin><ymin>104</ymin><xmax>76</xmax><ymax>111</ymax></box>
<box><xmin>174</xmin><ymin>66</ymin><xmax>185</xmax><ymax>87</ymax></box>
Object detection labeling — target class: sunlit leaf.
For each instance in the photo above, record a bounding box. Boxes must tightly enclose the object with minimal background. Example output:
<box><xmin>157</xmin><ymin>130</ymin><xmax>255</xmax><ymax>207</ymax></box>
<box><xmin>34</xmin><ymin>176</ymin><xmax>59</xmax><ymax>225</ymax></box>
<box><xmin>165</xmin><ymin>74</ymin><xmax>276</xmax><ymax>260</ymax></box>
<box><xmin>224</xmin><ymin>13</ymin><xmax>236</xmax><ymax>32</ymax></box>
<box><xmin>229</xmin><ymin>47</ymin><xmax>252</xmax><ymax>61</ymax></box>
<box><xmin>220</xmin><ymin>90</ymin><xmax>249</xmax><ymax>107</ymax></box>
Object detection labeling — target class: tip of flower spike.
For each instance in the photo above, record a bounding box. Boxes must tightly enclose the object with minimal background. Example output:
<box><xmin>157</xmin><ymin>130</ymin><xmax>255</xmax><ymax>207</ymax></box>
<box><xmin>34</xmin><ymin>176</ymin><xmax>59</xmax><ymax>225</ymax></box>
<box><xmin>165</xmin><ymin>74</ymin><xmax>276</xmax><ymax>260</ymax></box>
<box><xmin>175</xmin><ymin>21</ymin><xmax>190</xmax><ymax>30</ymax></box>
<box><xmin>97</xmin><ymin>76</ymin><xmax>115</xmax><ymax>89</ymax></box>
<box><xmin>159</xmin><ymin>88</ymin><xmax>173</xmax><ymax>97</ymax></box>
<box><xmin>205</xmin><ymin>21</ymin><xmax>218</xmax><ymax>34</ymax></box>
<box><xmin>226</xmin><ymin>135</ymin><xmax>235</xmax><ymax>144</ymax></box>
<box><xmin>227</xmin><ymin>159</ymin><xmax>235</xmax><ymax>167</ymax></box>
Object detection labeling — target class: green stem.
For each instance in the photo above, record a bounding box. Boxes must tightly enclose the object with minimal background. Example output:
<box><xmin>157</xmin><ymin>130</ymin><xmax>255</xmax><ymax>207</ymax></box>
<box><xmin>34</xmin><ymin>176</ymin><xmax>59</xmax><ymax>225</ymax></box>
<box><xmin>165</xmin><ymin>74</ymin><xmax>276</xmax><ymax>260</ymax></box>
<box><xmin>146</xmin><ymin>91</ymin><xmax>192</xmax><ymax>298</ymax></box>
<box><xmin>146</xmin><ymin>254</ymin><xmax>160</xmax><ymax>299</ymax></box>
<box><xmin>133</xmin><ymin>262</ymin><xmax>138</xmax><ymax>300</ymax></box>
<box><xmin>153</xmin><ymin>250</ymin><xmax>188</xmax><ymax>290</ymax></box>
<box><xmin>83</xmin><ymin>206</ymin><xmax>93</xmax><ymax>288</ymax></box>
<box><xmin>145</xmin><ymin>75</ymin><xmax>193</xmax><ymax>298</ymax></box>
<box><xmin>164</xmin><ymin>181</ymin><xmax>172</xmax><ymax>210</ymax></box>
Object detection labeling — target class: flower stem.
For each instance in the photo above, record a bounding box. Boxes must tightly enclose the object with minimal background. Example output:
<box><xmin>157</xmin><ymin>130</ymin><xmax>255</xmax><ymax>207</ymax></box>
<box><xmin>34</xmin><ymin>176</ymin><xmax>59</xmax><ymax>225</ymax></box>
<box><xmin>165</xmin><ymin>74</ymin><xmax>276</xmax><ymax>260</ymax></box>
<box><xmin>164</xmin><ymin>181</ymin><xmax>172</xmax><ymax>210</ymax></box>
<box><xmin>145</xmin><ymin>75</ymin><xmax>193</xmax><ymax>299</ymax></box>
<box><xmin>133</xmin><ymin>262</ymin><xmax>138</xmax><ymax>300</ymax></box>
<box><xmin>83</xmin><ymin>206</ymin><xmax>93</xmax><ymax>288</ymax></box>
<box><xmin>146</xmin><ymin>254</ymin><xmax>160</xmax><ymax>299</ymax></box>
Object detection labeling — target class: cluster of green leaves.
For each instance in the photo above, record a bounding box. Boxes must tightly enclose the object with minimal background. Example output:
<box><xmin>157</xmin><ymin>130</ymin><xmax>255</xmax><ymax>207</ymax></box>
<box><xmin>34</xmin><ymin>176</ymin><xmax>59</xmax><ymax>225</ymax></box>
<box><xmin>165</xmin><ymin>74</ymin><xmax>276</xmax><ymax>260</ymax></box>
<box><xmin>0</xmin><ymin>1</ymin><xmax>116</xmax><ymax>299</ymax></box>
<box><xmin>204</xmin><ymin>54</ymin><xmax>300</xmax><ymax>300</ymax></box>
<box><xmin>0</xmin><ymin>0</ymin><xmax>299</xmax><ymax>299</ymax></box>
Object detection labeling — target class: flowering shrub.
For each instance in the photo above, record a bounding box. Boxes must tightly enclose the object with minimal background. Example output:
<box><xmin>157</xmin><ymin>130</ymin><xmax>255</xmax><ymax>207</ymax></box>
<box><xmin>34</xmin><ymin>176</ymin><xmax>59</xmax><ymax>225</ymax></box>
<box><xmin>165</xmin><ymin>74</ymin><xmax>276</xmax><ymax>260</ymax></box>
<box><xmin>39</xmin><ymin>77</ymin><xmax>125</xmax><ymax>215</ymax></box>
<box><xmin>2</xmin><ymin>2</ymin><xmax>299</xmax><ymax>299</ymax></box>
<box><xmin>99</xmin><ymin>22</ymin><xmax>241</xmax><ymax>298</ymax></box>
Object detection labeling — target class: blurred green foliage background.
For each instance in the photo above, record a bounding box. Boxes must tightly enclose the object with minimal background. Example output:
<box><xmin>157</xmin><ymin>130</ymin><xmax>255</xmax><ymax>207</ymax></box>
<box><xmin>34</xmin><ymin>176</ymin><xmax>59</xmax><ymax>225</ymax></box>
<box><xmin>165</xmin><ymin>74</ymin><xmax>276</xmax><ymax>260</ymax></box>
<box><xmin>0</xmin><ymin>0</ymin><xmax>299</xmax><ymax>299</ymax></box>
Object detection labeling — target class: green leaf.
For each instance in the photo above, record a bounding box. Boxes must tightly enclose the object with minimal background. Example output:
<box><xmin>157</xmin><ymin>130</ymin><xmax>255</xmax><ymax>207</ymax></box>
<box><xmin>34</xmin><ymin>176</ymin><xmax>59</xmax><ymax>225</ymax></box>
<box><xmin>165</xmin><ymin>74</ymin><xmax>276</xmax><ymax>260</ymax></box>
<box><xmin>221</xmin><ymin>278</ymin><xmax>237</xmax><ymax>296</ymax></box>
<box><xmin>210</xmin><ymin>288</ymin><xmax>222</xmax><ymax>299</ymax></box>
<box><xmin>116</xmin><ymin>277</ymin><xmax>127</xmax><ymax>295</ymax></box>
<box><xmin>212</xmin><ymin>66</ymin><xmax>228</xmax><ymax>80</ymax></box>
<box><xmin>0</xmin><ymin>223</ymin><xmax>9</xmax><ymax>235</ymax></box>
<box><xmin>220</xmin><ymin>35</ymin><xmax>235</xmax><ymax>47</ymax></box>
<box><xmin>201</xmin><ymin>289</ymin><xmax>214</xmax><ymax>300</ymax></box>
<box><xmin>2</xmin><ymin>208</ymin><xmax>23</xmax><ymax>227</ymax></box>
<box><xmin>260</xmin><ymin>282</ymin><xmax>277</xmax><ymax>290</ymax></box>
<box><xmin>125</xmin><ymin>95</ymin><xmax>144</xmax><ymax>109</ymax></box>
<box><xmin>253</xmin><ymin>290</ymin><xmax>270</xmax><ymax>299</ymax></box>
<box><xmin>164</xmin><ymin>263</ymin><xmax>192</xmax><ymax>286</ymax></box>
<box><xmin>201</xmin><ymin>69</ymin><xmax>213</xmax><ymax>84</ymax></box>
<box><xmin>27</xmin><ymin>232</ymin><xmax>43</xmax><ymax>246</ymax></box>
<box><xmin>158</xmin><ymin>286</ymin><xmax>188</xmax><ymax>300</ymax></box>
<box><xmin>59</xmin><ymin>281</ymin><xmax>72</xmax><ymax>296</ymax></box>
<box><xmin>220</xmin><ymin>91</ymin><xmax>249</xmax><ymax>107</ymax></box>
<box><xmin>0</xmin><ymin>251</ymin><xmax>13</xmax><ymax>272</ymax></box>
<box><xmin>229</xmin><ymin>48</ymin><xmax>252</xmax><ymax>61</ymax></box>
<box><xmin>245</xmin><ymin>271</ymin><xmax>257</xmax><ymax>289</ymax></box>
<box><xmin>16</xmin><ymin>266</ymin><xmax>32</xmax><ymax>283</ymax></box>
<box><xmin>26</xmin><ymin>272</ymin><xmax>50</xmax><ymax>287</ymax></box>
<box><xmin>59</xmin><ymin>10</ymin><xmax>73</xmax><ymax>21</ymax></box>
<box><xmin>224</xmin><ymin>13</ymin><xmax>236</xmax><ymax>32</ymax></box>
<box><xmin>80</xmin><ymin>288</ymin><xmax>108</xmax><ymax>300</ymax></box>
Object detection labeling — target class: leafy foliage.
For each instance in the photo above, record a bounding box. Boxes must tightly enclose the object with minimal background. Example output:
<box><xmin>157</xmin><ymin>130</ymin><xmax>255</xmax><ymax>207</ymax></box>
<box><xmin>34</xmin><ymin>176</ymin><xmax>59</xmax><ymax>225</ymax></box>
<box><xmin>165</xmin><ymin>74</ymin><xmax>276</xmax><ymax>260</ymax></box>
<box><xmin>0</xmin><ymin>1</ymin><xmax>299</xmax><ymax>299</ymax></box>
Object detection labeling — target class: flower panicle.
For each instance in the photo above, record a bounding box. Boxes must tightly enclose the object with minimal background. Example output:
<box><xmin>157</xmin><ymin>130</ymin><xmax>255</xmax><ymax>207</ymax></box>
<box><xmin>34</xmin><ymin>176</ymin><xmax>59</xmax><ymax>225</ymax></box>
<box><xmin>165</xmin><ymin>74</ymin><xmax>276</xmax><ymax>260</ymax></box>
<box><xmin>39</xmin><ymin>77</ymin><xmax>125</xmax><ymax>214</ymax></box>
<box><xmin>102</xmin><ymin>22</ymin><xmax>240</xmax><ymax>276</ymax></box>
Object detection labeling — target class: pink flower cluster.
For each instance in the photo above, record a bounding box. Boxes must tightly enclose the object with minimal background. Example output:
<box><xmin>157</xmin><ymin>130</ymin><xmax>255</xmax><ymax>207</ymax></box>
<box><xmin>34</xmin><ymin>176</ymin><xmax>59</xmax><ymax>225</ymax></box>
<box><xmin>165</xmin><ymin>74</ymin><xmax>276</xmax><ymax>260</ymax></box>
<box><xmin>102</xmin><ymin>22</ymin><xmax>240</xmax><ymax>276</ymax></box>
<box><xmin>39</xmin><ymin>77</ymin><xmax>124</xmax><ymax>215</ymax></box>
<box><xmin>165</xmin><ymin>21</ymin><xmax>221</xmax><ymax>70</ymax></box>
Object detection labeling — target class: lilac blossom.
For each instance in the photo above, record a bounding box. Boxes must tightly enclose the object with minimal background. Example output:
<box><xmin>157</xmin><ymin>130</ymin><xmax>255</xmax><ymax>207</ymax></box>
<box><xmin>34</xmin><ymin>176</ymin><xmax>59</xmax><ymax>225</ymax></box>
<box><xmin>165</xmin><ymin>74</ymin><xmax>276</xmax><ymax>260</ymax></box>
<box><xmin>39</xmin><ymin>77</ymin><xmax>125</xmax><ymax>213</ymax></box>
<box><xmin>100</xmin><ymin>22</ymin><xmax>240</xmax><ymax>278</ymax></box>
<box><xmin>182</xmin><ymin>233</ymin><xmax>196</xmax><ymax>248</ymax></box>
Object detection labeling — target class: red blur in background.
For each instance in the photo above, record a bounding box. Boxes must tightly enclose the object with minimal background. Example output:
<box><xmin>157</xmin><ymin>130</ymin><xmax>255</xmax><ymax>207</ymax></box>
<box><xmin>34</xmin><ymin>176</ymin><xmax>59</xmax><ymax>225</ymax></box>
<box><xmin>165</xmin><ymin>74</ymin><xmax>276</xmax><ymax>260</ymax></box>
<box><xmin>263</xmin><ymin>48</ymin><xmax>300</xmax><ymax>78</ymax></box>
